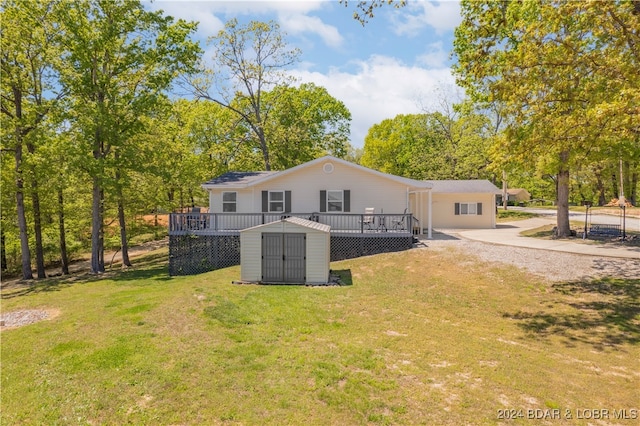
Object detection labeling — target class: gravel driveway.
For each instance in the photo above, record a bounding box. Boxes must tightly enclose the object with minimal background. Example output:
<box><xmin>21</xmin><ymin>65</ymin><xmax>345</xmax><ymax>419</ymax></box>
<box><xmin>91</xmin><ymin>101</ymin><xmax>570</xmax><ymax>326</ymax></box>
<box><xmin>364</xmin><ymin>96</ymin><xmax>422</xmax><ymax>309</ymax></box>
<box><xmin>424</xmin><ymin>235</ymin><xmax>640</xmax><ymax>282</ymax></box>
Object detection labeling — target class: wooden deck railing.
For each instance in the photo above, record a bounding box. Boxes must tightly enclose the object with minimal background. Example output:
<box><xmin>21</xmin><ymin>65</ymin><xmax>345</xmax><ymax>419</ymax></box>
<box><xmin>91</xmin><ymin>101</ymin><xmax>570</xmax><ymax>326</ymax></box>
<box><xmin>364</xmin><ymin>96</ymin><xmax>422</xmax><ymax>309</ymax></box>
<box><xmin>168</xmin><ymin>212</ymin><xmax>416</xmax><ymax>235</ymax></box>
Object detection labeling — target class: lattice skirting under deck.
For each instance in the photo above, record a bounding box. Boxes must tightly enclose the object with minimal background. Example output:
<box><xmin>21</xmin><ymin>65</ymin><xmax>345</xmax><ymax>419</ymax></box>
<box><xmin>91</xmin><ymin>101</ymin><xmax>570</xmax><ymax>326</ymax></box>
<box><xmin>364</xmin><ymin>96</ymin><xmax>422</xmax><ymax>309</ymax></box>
<box><xmin>169</xmin><ymin>234</ymin><xmax>414</xmax><ymax>276</ymax></box>
<box><xmin>169</xmin><ymin>234</ymin><xmax>241</xmax><ymax>276</ymax></box>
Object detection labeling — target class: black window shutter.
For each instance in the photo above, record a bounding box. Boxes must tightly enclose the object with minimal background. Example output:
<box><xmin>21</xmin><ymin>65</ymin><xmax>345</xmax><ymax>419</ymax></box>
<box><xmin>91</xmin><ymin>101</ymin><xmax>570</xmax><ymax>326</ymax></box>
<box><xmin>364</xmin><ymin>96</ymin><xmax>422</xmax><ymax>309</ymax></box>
<box><xmin>454</xmin><ymin>202</ymin><xmax>460</xmax><ymax>215</ymax></box>
<box><xmin>320</xmin><ymin>190</ymin><xmax>326</xmax><ymax>212</ymax></box>
<box><xmin>285</xmin><ymin>191</ymin><xmax>291</xmax><ymax>212</ymax></box>
<box><xmin>262</xmin><ymin>191</ymin><xmax>268</xmax><ymax>212</ymax></box>
<box><xmin>477</xmin><ymin>202</ymin><xmax>482</xmax><ymax>215</ymax></box>
<box><xmin>343</xmin><ymin>190</ymin><xmax>350</xmax><ymax>212</ymax></box>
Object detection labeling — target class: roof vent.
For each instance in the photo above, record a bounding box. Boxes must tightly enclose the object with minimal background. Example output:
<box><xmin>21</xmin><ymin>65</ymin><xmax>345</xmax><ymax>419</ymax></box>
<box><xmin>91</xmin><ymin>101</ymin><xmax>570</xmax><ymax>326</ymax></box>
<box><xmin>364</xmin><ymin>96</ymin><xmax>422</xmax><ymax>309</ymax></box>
<box><xmin>323</xmin><ymin>162</ymin><xmax>334</xmax><ymax>174</ymax></box>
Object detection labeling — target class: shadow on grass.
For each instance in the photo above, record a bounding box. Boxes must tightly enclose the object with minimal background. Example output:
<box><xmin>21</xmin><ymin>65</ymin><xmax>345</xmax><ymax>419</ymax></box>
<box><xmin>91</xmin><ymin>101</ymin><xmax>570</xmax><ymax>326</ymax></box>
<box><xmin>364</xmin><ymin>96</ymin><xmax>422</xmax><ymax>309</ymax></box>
<box><xmin>503</xmin><ymin>277</ymin><xmax>640</xmax><ymax>349</ymax></box>
<box><xmin>1</xmin><ymin>251</ymin><xmax>171</xmax><ymax>299</ymax></box>
<box><xmin>331</xmin><ymin>269</ymin><xmax>353</xmax><ymax>286</ymax></box>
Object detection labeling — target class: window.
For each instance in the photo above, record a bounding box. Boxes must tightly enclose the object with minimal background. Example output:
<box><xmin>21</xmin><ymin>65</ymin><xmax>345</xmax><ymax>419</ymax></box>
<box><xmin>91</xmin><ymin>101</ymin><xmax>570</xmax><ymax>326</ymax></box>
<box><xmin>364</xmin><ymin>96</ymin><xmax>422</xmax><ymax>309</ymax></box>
<box><xmin>261</xmin><ymin>190</ymin><xmax>291</xmax><ymax>212</ymax></box>
<box><xmin>222</xmin><ymin>192</ymin><xmax>236</xmax><ymax>212</ymax></box>
<box><xmin>269</xmin><ymin>191</ymin><xmax>284</xmax><ymax>212</ymax></box>
<box><xmin>320</xmin><ymin>190</ymin><xmax>350</xmax><ymax>212</ymax></box>
<box><xmin>455</xmin><ymin>202</ymin><xmax>483</xmax><ymax>216</ymax></box>
<box><xmin>327</xmin><ymin>190</ymin><xmax>343</xmax><ymax>212</ymax></box>
<box><xmin>461</xmin><ymin>202</ymin><xmax>476</xmax><ymax>215</ymax></box>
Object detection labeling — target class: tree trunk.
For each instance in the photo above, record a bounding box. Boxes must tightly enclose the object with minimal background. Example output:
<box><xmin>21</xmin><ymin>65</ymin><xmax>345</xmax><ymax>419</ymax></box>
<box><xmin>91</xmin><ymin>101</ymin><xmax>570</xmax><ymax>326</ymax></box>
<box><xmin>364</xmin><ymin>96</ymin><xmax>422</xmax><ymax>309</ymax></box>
<box><xmin>30</xmin><ymin>178</ymin><xmax>46</xmax><ymax>278</ymax></box>
<box><xmin>90</xmin><ymin>177</ymin><xmax>105</xmax><ymax>273</ymax></box>
<box><xmin>114</xmin><ymin>151</ymin><xmax>131</xmax><ymax>268</ymax></box>
<box><xmin>1</xmin><ymin>227</ymin><xmax>7</xmax><ymax>272</ymax></box>
<box><xmin>15</xmin><ymin>142</ymin><xmax>33</xmax><ymax>280</ymax></box>
<box><xmin>631</xmin><ymin>169</ymin><xmax>638</xmax><ymax>206</ymax></box>
<box><xmin>117</xmin><ymin>192</ymin><xmax>131</xmax><ymax>267</ymax></box>
<box><xmin>26</xmin><ymin>139</ymin><xmax>46</xmax><ymax>278</ymax></box>
<box><xmin>556</xmin><ymin>150</ymin><xmax>572</xmax><ymax>238</ymax></box>
<box><xmin>595</xmin><ymin>169</ymin><xmax>606</xmax><ymax>206</ymax></box>
<box><xmin>58</xmin><ymin>187</ymin><xmax>69</xmax><ymax>275</ymax></box>
<box><xmin>257</xmin><ymin>127</ymin><xmax>271</xmax><ymax>171</ymax></box>
<box><xmin>502</xmin><ymin>170</ymin><xmax>508</xmax><ymax>210</ymax></box>
<box><xmin>622</xmin><ymin>160</ymin><xmax>631</xmax><ymax>199</ymax></box>
<box><xmin>611</xmin><ymin>172</ymin><xmax>618</xmax><ymax>199</ymax></box>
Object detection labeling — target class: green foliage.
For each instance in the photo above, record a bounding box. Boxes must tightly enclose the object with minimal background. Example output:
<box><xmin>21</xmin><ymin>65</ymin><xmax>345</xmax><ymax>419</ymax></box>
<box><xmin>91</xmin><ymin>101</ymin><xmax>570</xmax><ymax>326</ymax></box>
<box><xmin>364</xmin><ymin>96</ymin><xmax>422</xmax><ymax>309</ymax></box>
<box><xmin>453</xmin><ymin>0</ymin><xmax>640</xmax><ymax>234</ymax></box>
<box><xmin>361</xmin><ymin>111</ymin><xmax>494</xmax><ymax>180</ymax></box>
<box><xmin>191</xmin><ymin>18</ymin><xmax>302</xmax><ymax>170</ymax></box>
<box><xmin>264</xmin><ymin>83</ymin><xmax>352</xmax><ymax>170</ymax></box>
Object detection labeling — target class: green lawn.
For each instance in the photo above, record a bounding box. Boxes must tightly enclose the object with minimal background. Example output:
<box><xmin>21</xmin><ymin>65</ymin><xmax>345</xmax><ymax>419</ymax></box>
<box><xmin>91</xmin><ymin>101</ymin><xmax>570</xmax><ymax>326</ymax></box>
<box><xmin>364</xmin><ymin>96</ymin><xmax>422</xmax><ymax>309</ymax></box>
<box><xmin>1</xmin><ymin>247</ymin><xmax>638</xmax><ymax>425</ymax></box>
<box><xmin>497</xmin><ymin>210</ymin><xmax>538</xmax><ymax>222</ymax></box>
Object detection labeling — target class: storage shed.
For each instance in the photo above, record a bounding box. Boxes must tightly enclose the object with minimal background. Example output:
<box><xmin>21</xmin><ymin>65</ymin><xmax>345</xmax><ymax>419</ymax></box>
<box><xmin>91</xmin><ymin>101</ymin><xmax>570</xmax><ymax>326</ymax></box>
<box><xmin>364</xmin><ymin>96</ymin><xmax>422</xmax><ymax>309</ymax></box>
<box><xmin>239</xmin><ymin>217</ymin><xmax>331</xmax><ymax>284</ymax></box>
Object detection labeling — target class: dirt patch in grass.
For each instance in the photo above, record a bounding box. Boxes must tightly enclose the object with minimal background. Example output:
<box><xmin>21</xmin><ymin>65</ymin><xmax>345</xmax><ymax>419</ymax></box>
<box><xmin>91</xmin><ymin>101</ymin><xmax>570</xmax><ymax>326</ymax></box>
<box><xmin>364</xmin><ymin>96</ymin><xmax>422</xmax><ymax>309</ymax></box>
<box><xmin>0</xmin><ymin>308</ymin><xmax>61</xmax><ymax>331</ymax></box>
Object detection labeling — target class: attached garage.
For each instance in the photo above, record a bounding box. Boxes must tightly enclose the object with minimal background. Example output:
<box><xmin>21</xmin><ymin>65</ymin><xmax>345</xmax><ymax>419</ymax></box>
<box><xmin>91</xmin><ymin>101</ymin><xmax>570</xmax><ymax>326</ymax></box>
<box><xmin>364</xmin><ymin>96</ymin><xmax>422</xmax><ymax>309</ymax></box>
<box><xmin>240</xmin><ymin>217</ymin><xmax>331</xmax><ymax>284</ymax></box>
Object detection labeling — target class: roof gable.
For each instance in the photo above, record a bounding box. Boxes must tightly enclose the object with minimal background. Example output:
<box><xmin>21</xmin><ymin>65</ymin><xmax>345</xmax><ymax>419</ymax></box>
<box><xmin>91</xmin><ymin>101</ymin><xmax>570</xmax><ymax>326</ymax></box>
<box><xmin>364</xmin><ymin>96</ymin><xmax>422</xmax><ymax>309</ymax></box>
<box><xmin>202</xmin><ymin>156</ymin><xmax>432</xmax><ymax>190</ymax></box>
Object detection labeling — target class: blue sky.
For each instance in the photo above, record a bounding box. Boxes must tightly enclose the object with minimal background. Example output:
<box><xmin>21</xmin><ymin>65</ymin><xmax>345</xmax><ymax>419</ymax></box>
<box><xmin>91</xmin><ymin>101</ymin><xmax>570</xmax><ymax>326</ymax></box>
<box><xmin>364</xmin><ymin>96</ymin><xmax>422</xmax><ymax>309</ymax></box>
<box><xmin>147</xmin><ymin>0</ymin><xmax>463</xmax><ymax>147</ymax></box>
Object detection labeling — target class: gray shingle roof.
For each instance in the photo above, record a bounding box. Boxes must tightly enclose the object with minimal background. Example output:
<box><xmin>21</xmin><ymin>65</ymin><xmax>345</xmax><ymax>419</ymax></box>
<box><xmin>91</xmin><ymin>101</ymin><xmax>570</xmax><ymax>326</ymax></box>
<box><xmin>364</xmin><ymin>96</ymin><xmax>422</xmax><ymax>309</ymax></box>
<box><xmin>425</xmin><ymin>180</ymin><xmax>501</xmax><ymax>193</ymax></box>
<box><xmin>203</xmin><ymin>171</ymin><xmax>277</xmax><ymax>187</ymax></box>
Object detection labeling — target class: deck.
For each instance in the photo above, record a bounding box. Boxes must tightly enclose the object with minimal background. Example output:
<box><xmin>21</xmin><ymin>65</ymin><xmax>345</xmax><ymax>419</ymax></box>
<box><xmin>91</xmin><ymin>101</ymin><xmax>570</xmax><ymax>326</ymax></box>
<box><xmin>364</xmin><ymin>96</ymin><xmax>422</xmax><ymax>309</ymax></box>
<box><xmin>168</xmin><ymin>212</ymin><xmax>417</xmax><ymax>236</ymax></box>
<box><xmin>168</xmin><ymin>212</ymin><xmax>418</xmax><ymax>275</ymax></box>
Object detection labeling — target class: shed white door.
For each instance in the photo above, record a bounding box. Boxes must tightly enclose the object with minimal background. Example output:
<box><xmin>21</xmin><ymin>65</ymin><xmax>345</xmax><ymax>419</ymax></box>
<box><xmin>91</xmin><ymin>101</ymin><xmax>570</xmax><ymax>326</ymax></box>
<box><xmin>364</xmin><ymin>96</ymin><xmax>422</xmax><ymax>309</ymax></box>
<box><xmin>262</xmin><ymin>233</ymin><xmax>306</xmax><ymax>283</ymax></box>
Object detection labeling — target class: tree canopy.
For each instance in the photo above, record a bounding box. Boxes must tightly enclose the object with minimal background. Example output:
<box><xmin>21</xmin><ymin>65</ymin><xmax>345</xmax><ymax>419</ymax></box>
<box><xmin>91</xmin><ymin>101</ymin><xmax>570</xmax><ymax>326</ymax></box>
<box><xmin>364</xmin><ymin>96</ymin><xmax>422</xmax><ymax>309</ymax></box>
<box><xmin>453</xmin><ymin>0</ymin><xmax>640</xmax><ymax>236</ymax></box>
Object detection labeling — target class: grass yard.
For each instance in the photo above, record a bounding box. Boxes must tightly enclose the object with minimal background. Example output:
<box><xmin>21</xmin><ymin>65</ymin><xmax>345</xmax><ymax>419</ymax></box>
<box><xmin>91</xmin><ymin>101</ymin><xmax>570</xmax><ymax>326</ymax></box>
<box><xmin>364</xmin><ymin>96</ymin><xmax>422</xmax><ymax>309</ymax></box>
<box><xmin>497</xmin><ymin>210</ymin><xmax>538</xmax><ymax>222</ymax></box>
<box><xmin>1</xmin><ymin>247</ymin><xmax>638</xmax><ymax>425</ymax></box>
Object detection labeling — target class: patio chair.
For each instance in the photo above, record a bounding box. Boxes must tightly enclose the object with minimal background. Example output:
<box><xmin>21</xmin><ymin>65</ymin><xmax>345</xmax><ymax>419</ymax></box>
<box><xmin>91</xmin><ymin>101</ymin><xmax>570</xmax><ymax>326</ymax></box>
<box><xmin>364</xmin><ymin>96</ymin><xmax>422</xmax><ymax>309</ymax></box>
<box><xmin>187</xmin><ymin>207</ymin><xmax>203</xmax><ymax>230</ymax></box>
<box><xmin>359</xmin><ymin>207</ymin><xmax>375</xmax><ymax>230</ymax></box>
<box><xmin>390</xmin><ymin>208</ymin><xmax>408</xmax><ymax>231</ymax></box>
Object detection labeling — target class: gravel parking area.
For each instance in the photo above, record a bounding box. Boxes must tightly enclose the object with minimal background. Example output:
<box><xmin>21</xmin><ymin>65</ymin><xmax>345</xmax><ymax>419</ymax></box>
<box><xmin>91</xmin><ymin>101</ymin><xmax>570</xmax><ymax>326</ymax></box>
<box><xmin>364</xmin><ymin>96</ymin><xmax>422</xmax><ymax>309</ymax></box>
<box><xmin>423</xmin><ymin>236</ymin><xmax>640</xmax><ymax>282</ymax></box>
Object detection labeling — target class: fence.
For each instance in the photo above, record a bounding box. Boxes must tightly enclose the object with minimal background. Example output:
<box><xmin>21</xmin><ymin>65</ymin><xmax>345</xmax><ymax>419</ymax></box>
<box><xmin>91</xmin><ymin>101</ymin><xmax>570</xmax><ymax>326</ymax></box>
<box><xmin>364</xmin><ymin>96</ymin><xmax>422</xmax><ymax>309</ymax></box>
<box><xmin>169</xmin><ymin>212</ymin><xmax>415</xmax><ymax>235</ymax></box>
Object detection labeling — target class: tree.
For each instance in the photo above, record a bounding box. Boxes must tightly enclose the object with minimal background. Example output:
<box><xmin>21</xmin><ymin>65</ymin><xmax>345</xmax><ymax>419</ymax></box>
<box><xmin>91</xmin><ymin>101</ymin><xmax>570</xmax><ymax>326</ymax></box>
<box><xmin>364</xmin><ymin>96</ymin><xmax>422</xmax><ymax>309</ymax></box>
<box><xmin>263</xmin><ymin>83</ymin><xmax>352</xmax><ymax>169</ymax></box>
<box><xmin>340</xmin><ymin>0</ymin><xmax>407</xmax><ymax>25</ymax></box>
<box><xmin>190</xmin><ymin>19</ymin><xmax>301</xmax><ymax>170</ymax></box>
<box><xmin>453</xmin><ymin>1</ymin><xmax>640</xmax><ymax>236</ymax></box>
<box><xmin>57</xmin><ymin>0</ymin><xmax>200</xmax><ymax>273</ymax></box>
<box><xmin>1</xmin><ymin>0</ymin><xmax>64</xmax><ymax>279</ymax></box>
<box><xmin>361</xmin><ymin>111</ymin><xmax>493</xmax><ymax>181</ymax></box>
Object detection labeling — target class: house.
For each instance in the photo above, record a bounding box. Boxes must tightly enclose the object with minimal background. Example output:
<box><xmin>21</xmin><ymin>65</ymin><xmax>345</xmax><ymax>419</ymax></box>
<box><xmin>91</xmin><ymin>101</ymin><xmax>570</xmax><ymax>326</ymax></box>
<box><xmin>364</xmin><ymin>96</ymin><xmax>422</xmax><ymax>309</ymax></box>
<box><xmin>168</xmin><ymin>156</ymin><xmax>500</xmax><ymax>275</ymax></box>
<box><xmin>496</xmin><ymin>188</ymin><xmax>531</xmax><ymax>206</ymax></box>
<box><xmin>200</xmin><ymin>155</ymin><xmax>499</xmax><ymax>234</ymax></box>
<box><xmin>426</xmin><ymin>180</ymin><xmax>500</xmax><ymax>229</ymax></box>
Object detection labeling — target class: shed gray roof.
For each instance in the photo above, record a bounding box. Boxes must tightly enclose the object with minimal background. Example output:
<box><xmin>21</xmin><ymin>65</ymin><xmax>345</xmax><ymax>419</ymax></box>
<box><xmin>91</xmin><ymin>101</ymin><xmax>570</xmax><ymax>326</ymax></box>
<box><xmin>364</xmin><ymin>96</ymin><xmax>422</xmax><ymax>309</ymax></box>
<box><xmin>283</xmin><ymin>216</ymin><xmax>331</xmax><ymax>232</ymax></box>
<box><xmin>240</xmin><ymin>216</ymin><xmax>331</xmax><ymax>233</ymax></box>
<box><xmin>203</xmin><ymin>171</ymin><xmax>277</xmax><ymax>187</ymax></box>
<box><xmin>425</xmin><ymin>180</ymin><xmax>501</xmax><ymax>194</ymax></box>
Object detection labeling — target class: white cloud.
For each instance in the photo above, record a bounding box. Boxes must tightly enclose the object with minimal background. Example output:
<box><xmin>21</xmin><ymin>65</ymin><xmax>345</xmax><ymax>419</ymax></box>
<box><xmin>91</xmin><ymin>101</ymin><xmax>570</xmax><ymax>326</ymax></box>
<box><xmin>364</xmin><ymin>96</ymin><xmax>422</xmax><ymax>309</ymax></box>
<box><xmin>279</xmin><ymin>14</ymin><xmax>343</xmax><ymax>48</ymax></box>
<box><xmin>147</xmin><ymin>1</ymin><xmax>225</xmax><ymax>38</ymax></box>
<box><xmin>416</xmin><ymin>41</ymin><xmax>449</xmax><ymax>68</ymax></box>
<box><xmin>392</xmin><ymin>0</ymin><xmax>462</xmax><ymax>36</ymax></box>
<box><xmin>291</xmin><ymin>55</ymin><xmax>457</xmax><ymax>147</ymax></box>
<box><xmin>148</xmin><ymin>1</ymin><xmax>339</xmax><ymax>47</ymax></box>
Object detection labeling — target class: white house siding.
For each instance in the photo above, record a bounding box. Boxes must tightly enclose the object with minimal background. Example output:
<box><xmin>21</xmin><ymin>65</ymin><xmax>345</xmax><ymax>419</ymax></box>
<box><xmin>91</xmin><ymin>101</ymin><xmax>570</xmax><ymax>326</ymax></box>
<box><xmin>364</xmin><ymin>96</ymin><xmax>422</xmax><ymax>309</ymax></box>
<box><xmin>239</xmin><ymin>218</ymin><xmax>330</xmax><ymax>284</ymax></box>
<box><xmin>250</xmin><ymin>159</ymin><xmax>410</xmax><ymax>216</ymax></box>
<box><xmin>430</xmin><ymin>193</ymin><xmax>496</xmax><ymax>229</ymax></box>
